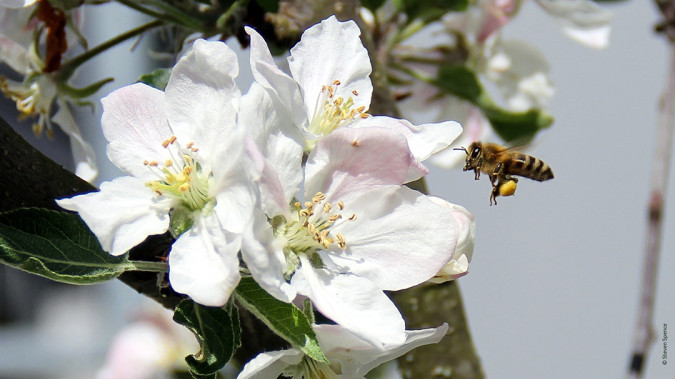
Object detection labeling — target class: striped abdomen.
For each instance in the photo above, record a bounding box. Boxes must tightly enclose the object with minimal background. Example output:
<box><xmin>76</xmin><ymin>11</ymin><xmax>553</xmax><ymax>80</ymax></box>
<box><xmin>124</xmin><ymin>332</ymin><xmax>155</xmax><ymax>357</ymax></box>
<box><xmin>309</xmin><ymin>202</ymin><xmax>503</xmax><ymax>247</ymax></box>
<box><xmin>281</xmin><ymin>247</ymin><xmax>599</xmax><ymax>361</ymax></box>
<box><xmin>506</xmin><ymin>153</ymin><xmax>554</xmax><ymax>181</ymax></box>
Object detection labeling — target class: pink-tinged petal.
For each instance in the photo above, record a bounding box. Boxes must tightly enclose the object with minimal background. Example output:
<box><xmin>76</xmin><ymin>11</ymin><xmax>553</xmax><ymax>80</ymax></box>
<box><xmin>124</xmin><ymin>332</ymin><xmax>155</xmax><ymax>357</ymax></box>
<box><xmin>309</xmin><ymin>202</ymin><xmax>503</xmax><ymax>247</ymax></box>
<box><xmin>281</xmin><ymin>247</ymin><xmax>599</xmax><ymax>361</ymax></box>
<box><xmin>305</xmin><ymin>127</ymin><xmax>412</xmax><ymax>201</ymax></box>
<box><xmin>101</xmin><ymin>83</ymin><xmax>172</xmax><ymax>180</ymax></box>
<box><xmin>97</xmin><ymin>323</ymin><xmax>175</xmax><ymax>379</ymax></box>
<box><xmin>288</xmin><ymin>16</ymin><xmax>372</xmax><ymax>121</ymax></box>
<box><xmin>353</xmin><ymin>116</ymin><xmax>462</xmax><ymax>162</ymax></box>
<box><xmin>329</xmin><ymin>186</ymin><xmax>459</xmax><ymax>291</ymax></box>
<box><xmin>240</xmin><ymin>83</ymin><xmax>304</xmax><ymax>214</ymax></box>
<box><xmin>238</xmin><ymin>349</ymin><xmax>304</xmax><ymax>379</ymax></box>
<box><xmin>291</xmin><ymin>257</ymin><xmax>406</xmax><ymax>348</ymax></box>
<box><xmin>241</xmin><ymin>209</ymin><xmax>296</xmax><ymax>303</ymax></box>
<box><xmin>0</xmin><ymin>35</ymin><xmax>29</xmax><ymax>74</ymax></box>
<box><xmin>168</xmin><ymin>215</ymin><xmax>241</xmax><ymax>307</ymax></box>
<box><xmin>245</xmin><ymin>27</ymin><xmax>307</xmax><ymax>128</ymax></box>
<box><xmin>56</xmin><ymin>177</ymin><xmax>171</xmax><ymax>256</ymax></box>
<box><xmin>351</xmin><ymin>116</ymin><xmax>462</xmax><ymax>181</ymax></box>
<box><xmin>165</xmin><ymin>39</ymin><xmax>241</xmax><ymax>156</ymax></box>
<box><xmin>52</xmin><ymin>100</ymin><xmax>98</xmax><ymax>182</ymax></box>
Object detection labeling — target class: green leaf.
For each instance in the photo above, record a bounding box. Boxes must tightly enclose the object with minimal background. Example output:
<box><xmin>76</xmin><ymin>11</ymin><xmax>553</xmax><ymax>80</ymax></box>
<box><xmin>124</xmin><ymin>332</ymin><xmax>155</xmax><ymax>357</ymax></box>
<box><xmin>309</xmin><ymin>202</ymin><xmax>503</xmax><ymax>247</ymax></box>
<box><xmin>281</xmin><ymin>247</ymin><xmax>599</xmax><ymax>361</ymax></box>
<box><xmin>173</xmin><ymin>299</ymin><xmax>239</xmax><ymax>377</ymax></box>
<box><xmin>437</xmin><ymin>65</ymin><xmax>485</xmax><ymax>103</ymax></box>
<box><xmin>138</xmin><ymin>68</ymin><xmax>172</xmax><ymax>91</ymax></box>
<box><xmin>0</xmin><ymin>208</ymin><xmax>132</xmax><ymax>284</ymax></box>
<box><xmin>482</xmin><ymin>105</ymin><xmax>553</xmax><ymax>143</ymax></box>
<box><xmin>393</xmin><ymin>0</ymin><xmax>469</xmax><ymax>22</ymax></box>
<box><xmin>235</xmin><ymin>277</ymin><xmax>327</xmax><ymax>363</ymax></box>
<box><xmin>436</xmin><ymin>64</ymin><xmax>553</xmax><ymax>143</ymax></box>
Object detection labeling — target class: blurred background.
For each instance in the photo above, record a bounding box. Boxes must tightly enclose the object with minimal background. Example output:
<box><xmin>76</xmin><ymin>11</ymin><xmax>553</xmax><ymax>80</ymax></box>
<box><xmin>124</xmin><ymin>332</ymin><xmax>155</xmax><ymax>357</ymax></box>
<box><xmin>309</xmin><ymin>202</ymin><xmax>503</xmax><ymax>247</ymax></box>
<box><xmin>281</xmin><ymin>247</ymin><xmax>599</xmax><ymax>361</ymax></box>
<box><xmin>1</xmin><ymin>0</ymin><xmax>673</xmax><ymax>378</ymax></box>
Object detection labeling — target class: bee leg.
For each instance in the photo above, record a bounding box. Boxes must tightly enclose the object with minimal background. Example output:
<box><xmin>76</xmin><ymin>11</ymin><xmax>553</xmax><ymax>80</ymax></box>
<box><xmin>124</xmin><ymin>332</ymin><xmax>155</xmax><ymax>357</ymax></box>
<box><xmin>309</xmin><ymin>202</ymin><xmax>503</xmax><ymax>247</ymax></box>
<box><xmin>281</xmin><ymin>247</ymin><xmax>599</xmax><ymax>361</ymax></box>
<box><xmin>473</xmin><ymin>168</ymin><xmax>481</xmax><ymax>180</ymax></box>
<box><xmin>490</xmin><ymin>185</ymin><xmax>499</xmax><ymax>206</ymax></box>
<box><xmin>489</xmin><ymin>175</ymin><xmax>500</xmax><ymax>206</ymax></box>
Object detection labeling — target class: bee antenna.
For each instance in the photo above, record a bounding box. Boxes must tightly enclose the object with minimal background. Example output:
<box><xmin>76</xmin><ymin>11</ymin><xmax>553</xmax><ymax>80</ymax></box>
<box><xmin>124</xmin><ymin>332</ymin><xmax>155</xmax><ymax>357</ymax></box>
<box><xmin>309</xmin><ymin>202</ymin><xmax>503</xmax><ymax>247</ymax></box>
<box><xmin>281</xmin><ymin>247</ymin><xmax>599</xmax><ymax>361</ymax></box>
<box><xmin>453</xmin><ymin>146</ymin><xmax>468</xmax><ymax>155</ymax></box>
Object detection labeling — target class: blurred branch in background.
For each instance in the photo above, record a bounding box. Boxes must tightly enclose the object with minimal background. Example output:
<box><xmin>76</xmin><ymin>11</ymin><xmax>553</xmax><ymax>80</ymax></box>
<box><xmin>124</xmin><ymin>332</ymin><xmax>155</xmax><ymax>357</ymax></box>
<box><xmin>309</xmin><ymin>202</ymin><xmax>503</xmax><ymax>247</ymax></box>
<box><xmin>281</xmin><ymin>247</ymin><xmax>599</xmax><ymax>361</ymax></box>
<box><xmin>627</xmin><ymin>1</ymin><xmax>675</xmax><ymax>377</ymax></box>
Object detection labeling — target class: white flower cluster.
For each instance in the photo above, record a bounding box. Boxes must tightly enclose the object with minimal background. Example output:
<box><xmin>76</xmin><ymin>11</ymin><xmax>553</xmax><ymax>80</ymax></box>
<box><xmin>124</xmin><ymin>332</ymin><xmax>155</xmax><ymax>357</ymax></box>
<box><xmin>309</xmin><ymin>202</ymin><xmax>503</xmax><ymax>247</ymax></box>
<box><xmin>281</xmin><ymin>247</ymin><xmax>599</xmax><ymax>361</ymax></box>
<box><xmin>58</xmin><ymin>16</ymin><xmax>475</xmax><ymax>377</ymax></box>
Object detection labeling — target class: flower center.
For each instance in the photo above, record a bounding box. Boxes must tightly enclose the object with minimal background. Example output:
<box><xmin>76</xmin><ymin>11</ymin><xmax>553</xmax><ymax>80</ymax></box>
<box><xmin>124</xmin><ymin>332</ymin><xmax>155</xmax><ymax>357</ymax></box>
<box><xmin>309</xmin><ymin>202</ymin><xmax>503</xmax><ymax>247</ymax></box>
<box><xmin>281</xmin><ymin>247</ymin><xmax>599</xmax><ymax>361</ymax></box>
<box><xmin>307</xmin><ymin>80</ymin><xmax>369</xmax><ymax>140</ymax></box>
<box><xmin>274</xmin><ymin>192</ymin><xmax>357</xmax><ymax>275</ymax></box>
<box><xmin>144</xmin><ymin>136</ymin><xmax>212</xmax><ymax>212</ymax></box>
<box><xmin>0</xmin><ymin>74</ymin><xmax>57</xmax><ymax>138</ymax></box>
<box><xmin>293</xmin><ymin>356</ymin><xmax>341</xmax><ymax>379</ymax></box>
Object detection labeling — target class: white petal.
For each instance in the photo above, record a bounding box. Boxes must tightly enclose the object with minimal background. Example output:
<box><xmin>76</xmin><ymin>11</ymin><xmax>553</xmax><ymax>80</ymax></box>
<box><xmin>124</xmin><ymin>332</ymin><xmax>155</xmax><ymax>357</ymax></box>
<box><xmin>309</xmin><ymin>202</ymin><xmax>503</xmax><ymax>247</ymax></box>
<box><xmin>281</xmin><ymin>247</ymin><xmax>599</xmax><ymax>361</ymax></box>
<box><xmin>241</xmin><ymin>209</ymin><xmax>296</xmax><ymax>303</ymax></box>
<box><xmin>427</xmin><ymin>199</ymin><xmax>474</xmax><ymax>282</ymax></box>
<box><xmin>329</xmin><ymin>186</ymin><xmax>459</xmax><ymax>291</ymax></box>
<box><xmin>52</xmin><ymin>99</ymin><xmax>98</xmax><ymax>182</ymax></box>
<box><xmin>288</xmin><ymin>16</ymin><xmax>372</xmax><ymax>121</ymax></box>
<box><xmin>345</xmin><ymin>323</ymin><xmax>449</xmax><ymax>377</ymax></box>
<box><xmin>0</xmin><ymin>0</ymin><xmax>37</xmax><ymax>8</ymax></box>
<box><xmin>561</xmin><ymin>24</ymin><xmax>611</xmax><ymax>49</ymax></box>
<box><xmin>165</xmin><ymin>39</ymin><xmax>241</xmax><ymax>157</ymax></box>
<box><xmin>291</xmin><ymin>258</ymin><xmax>406</xmax><ymax>348</ymax></box>
<box><xmin>245</xmin><ymin>26</ymin><xmax>307</xmax><ymax>128</ymax></box>
<box><xmin>56</xmin><ymin>176</ymin><xmax>171</xmax><ymax>256</ymax></box>
<box><xmin>238</xmin><ymin>349</ymin><xmax>304</xmax><ymax>379</ymax></box>
<box><xmin>0</xmin><ymin>35</ymin><xmax>29</xmax><ymax>74</ymax></box>
<box><xmin>536</xmin><ymin>0</ymin><xmax>612</xmax><ymax>49</ymax></box>
<box><xmin>168</xmin><ymin>215</ymin><xmax>241</xmax><ymax>306</ymax></box>
<box><xmin>305</xmin><ymin>127</ymin><xmax>412</xmax><ymax>201</ymax></box>
<box><xmin>240</xmin><ymin>82</ymin><xmax>304</xmax><ymax>213</ymax></box>
<box><xmin>101</xmin><ymin>83</ymin><xmax>172</xmax><ymax>179</ymax></box>
<box><xmin>430</xmin><ymin>103</ymin><xmax>492</xmax><ymax>169</ymax></box>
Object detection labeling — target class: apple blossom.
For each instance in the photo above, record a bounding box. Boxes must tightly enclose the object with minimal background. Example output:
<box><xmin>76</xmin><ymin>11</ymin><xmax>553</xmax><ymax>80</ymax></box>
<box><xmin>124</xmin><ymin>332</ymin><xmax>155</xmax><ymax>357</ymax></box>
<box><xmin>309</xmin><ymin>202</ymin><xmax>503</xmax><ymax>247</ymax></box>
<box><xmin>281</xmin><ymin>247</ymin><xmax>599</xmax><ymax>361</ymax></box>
<box><xmin>0</xmin><ymin>2</ymin><xmax>97</xmax><ymax>181</ymax></box>
<box><xmin>240</xmin><ymin>100</ymin><xmax>469</xmax><ymax>346</ymax></box>
<box><xmin>58</xmin><ymin>39</ymin><xmax>259</xmax><ymax>306</ymax></box>
<box><xmin>245</xmin><ymin>16</ymin><xmax>462</xmax><ymax>164</ymax></box>
<box><xmin>238</xmin><ymin>323</ymin><xmax>449</xmax><ymax>379</ymax></box>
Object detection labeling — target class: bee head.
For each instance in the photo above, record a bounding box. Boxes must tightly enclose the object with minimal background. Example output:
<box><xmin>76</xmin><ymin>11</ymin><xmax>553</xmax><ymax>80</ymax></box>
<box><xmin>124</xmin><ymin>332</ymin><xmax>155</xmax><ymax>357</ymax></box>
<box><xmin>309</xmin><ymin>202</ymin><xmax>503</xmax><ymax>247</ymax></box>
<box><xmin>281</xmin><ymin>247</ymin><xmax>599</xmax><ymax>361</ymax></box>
<box><xmin>455</xmin><ymin>142</ymin><xmax>482</xmax><ymax>171</ymax></box>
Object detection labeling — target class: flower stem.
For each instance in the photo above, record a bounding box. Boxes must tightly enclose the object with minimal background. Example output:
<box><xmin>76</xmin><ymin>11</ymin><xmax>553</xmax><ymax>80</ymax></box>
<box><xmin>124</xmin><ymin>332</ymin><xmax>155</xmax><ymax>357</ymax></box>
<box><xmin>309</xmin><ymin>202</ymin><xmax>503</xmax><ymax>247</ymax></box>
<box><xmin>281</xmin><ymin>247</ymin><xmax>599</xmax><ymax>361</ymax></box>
<box><xmin>127</xmin><ymin>260</ymin><xmax>169</xmax><ymax>273</ymax></box>
<box><xmin>115</xmin><ymin>0</ymin><xmax>205</xmax><ymax>31</ymax></box>
<box><xmin>625</xmin><ymin>43</ymin><xmax>675</xmax><ymax>379</ymax></box>
<box><xmin>58</xmin><ymin>19</ymin><xmax>164</xmax><ymax>79</ymax></box>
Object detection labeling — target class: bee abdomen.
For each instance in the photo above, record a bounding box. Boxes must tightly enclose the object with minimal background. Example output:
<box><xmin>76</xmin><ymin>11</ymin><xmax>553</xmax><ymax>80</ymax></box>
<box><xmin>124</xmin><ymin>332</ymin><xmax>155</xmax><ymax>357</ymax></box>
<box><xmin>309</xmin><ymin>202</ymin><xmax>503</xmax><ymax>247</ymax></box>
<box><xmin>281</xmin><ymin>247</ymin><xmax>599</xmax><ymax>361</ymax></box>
<box><xmin>508</xmin><ymin>154</ymin><xmax>554</xmax><ymax>181</ymax></box>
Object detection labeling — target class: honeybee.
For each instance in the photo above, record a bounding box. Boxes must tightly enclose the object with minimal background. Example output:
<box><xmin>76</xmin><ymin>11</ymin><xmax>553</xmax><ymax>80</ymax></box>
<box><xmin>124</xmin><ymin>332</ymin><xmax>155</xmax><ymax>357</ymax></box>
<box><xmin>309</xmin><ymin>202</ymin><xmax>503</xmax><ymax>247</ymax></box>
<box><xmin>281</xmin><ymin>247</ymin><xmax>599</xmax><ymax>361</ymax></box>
<box><xmin>455</xmin><ymin>141</ymin><xmax>554</xmax><ymax>205</ymax></box>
